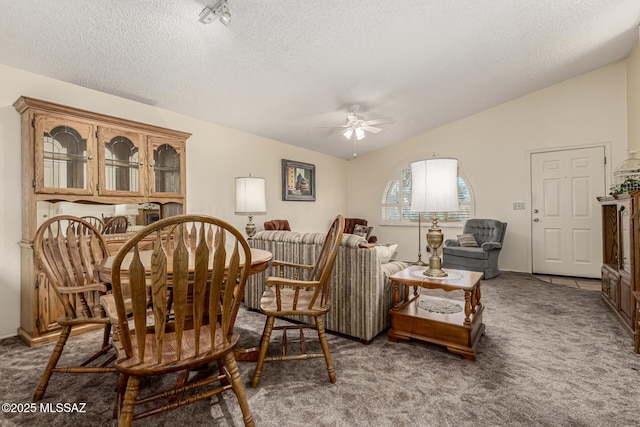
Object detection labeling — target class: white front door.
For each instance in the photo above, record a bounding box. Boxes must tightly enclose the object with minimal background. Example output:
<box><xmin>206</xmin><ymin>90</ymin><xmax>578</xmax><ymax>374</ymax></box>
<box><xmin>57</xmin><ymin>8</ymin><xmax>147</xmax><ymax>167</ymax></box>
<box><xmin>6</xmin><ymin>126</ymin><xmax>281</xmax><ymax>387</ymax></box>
<box><xmin>531</xmin><ymin>147</ymin><xmax>605</xmax><ymax>278</ymax></box>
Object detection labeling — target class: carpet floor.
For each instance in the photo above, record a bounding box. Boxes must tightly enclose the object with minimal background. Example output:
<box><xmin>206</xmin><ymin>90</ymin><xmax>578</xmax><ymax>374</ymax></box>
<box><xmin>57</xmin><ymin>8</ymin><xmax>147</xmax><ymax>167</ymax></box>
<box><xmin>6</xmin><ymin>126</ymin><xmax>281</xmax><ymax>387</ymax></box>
<box><xmin>0</xmin><ymin>271</ymin><xmax>638</xmax><ymax>426</ymax></box>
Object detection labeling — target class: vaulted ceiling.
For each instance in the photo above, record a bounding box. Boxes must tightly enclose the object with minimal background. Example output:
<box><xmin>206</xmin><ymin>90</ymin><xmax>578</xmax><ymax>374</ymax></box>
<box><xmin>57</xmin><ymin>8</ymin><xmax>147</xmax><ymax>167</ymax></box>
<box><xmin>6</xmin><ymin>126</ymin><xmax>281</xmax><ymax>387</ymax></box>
<box><xmin>1</xmin><ymin>1</ymin><xmax>639</xmax><ymax>159</ymax></box>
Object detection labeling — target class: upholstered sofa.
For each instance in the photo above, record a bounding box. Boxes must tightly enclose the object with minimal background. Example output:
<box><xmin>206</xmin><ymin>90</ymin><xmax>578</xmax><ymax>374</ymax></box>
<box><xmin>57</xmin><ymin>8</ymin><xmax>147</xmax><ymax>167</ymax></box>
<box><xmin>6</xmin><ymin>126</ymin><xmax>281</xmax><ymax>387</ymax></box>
<box><xmin>245</xmin><ymin>230</ymin><xmax>409</xmax><ymax>342</ymax></box>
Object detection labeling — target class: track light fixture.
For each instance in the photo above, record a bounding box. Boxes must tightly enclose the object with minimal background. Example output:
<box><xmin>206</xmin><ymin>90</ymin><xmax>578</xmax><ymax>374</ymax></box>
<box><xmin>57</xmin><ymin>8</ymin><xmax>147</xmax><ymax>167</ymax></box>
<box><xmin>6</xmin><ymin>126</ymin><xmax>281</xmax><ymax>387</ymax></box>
<box><xmin>199</xmin><ymin>0</ymin><xmax>231</xmax><ymax>26</ymax></box>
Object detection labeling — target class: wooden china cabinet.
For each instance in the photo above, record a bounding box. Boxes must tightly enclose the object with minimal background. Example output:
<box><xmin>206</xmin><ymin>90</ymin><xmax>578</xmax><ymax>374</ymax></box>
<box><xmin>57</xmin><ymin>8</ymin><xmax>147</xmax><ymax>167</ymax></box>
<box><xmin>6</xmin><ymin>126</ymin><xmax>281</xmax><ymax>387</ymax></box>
<box><xmin>14</xmin><ymin>96</ymin><xmax>190</xmax><ymax>346</ymax></box>
<box><xmin>598</xmin><ymin>191</ymin><xmax>639</xmax><ymax>349</ymax></box>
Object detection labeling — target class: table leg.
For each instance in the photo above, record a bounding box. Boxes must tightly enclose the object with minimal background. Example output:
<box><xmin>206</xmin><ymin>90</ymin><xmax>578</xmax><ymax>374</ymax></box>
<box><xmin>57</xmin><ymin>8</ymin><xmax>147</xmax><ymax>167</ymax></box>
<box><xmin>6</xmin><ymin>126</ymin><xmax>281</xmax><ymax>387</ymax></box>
<box><xmin>464</xmin><ymin>290</ymin><xmax>471</xmax><ymax>324</ymax></box>
<box><xmin>393</xmin><ymin>282</ymin><xmax>399</xmax><ymax>309</ymax></box>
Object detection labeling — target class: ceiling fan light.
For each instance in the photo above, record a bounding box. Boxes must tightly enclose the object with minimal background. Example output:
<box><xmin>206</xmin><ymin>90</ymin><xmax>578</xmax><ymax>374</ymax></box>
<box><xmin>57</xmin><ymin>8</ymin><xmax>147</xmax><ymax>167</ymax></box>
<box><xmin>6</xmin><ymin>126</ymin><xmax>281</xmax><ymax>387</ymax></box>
<box><xmin>355</xmin><ymin>128</ymin><xmax>365</xmax><ymax>140</ymax></box>
<box><xmin>198</xmin><ymin>0</ymin><xmax>231</xmax><ymax>26</ymax></box>
<box><xmin>220</xmin><ymin>6</ymin><xmax>231</xmax><ymax>25</ymax></box>
<box><xmin>343</xmin><ymin>129</ymin><xmax>353</xmax><ymax>140</ymax></box>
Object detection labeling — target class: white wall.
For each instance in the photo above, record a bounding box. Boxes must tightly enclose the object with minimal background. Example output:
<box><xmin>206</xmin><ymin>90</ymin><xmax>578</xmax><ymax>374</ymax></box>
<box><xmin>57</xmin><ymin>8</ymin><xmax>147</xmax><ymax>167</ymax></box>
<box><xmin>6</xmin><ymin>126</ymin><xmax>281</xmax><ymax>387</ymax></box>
<box><xmin>348</xmin><ymin>61</ymin><xmax>629</xmax><ymax>272</ymax></box>
<box><xmin>0</xmin><ymin>64</ymin><xmax>347</xmax><ymax>338</ymax></box>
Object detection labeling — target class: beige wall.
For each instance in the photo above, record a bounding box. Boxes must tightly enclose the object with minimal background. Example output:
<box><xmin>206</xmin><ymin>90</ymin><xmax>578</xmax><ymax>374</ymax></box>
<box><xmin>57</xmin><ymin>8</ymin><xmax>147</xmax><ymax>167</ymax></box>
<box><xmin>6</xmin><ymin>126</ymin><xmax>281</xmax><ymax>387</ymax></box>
<box><xmin>348</xmin><ymin>60</ymin><xmax>629</xmax><ymax>272</ymax></box>
<box><xmin>0</xmin><ymin>64</ymin><xmax>347</xmax><ymax>338</ymax></box>
<box><xmin>628</xmin><ymin>42</ymin><xmax>640</xmax><ymax>153</ymax></box>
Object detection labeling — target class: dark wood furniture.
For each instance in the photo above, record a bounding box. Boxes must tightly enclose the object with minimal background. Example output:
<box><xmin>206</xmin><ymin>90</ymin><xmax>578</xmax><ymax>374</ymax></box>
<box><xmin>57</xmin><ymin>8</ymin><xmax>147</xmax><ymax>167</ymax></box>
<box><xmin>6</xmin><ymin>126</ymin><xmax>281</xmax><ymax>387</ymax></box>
<box><xmin>388</xmin><ymin>266</ymin><xmax>485</xmax><ymax>361</ymax></box>
<box><xmin>598</xmin><ymin>192</ymin><xmax>638</xmax><ymax>348</ymax></box>
<box><xmin>107</xmin><ymin>215</ymin><xmax>255</xmax><ymax>426</ymax></box>
<box><xmin>250</xmin><ymin>215</ymin><xmax>345</xmax><ymax>387</ymax></box>
<box><xmin>14</xmin><ymin>96</ymin><xmax>190</xmax><ymax>346</ymax></box>
<box><xmin>32</xmin><ymin>216</ymin><xmax>116</xmax><ymax>402</ymax></box>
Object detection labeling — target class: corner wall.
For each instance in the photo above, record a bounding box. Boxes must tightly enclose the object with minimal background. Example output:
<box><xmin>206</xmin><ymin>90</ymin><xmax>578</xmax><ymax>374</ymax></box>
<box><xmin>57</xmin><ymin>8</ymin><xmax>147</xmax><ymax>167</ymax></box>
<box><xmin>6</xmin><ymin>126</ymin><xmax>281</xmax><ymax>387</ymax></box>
<box><xmin>0</xmin><ymin>64</ymin><xmax>348</xmax><ymax>338</ymax></box>
<box><xmin>348</xmin><ymin>61</ymin><xmax>628</xmax><ymax>273</ymax></box>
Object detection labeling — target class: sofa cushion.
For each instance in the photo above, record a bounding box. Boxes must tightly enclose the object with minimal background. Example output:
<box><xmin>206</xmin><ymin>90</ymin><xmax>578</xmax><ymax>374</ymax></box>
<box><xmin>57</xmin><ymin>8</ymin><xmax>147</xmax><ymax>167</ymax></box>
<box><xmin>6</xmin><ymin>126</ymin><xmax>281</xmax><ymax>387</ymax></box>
<box><xmin>353</xmin><ymin>224</ymin><xmax>373</xmax><ymax>240</ymax></box>
<box><xmin>301</xmin><ymin>232</ymin><xmax>366</xmax><ymax>248</ymax></box>
<box><xmin>457</xmin><ymin>234</ymin><xmax>478</xmax><ymax>247</ymax></box>
<box><xmin>443</xmin><ymin>246</ymin><xmax>489</xmax><ymax>260</ymax></box>
<box><xmin>252</xmin><ymin>230</ymin><xmax>303</xmax><ymax>243</ymax></box>
<box><xmin>375</xmin><ymin>244</ymin><xmax>398</xmax><ymax>263</ymax></box>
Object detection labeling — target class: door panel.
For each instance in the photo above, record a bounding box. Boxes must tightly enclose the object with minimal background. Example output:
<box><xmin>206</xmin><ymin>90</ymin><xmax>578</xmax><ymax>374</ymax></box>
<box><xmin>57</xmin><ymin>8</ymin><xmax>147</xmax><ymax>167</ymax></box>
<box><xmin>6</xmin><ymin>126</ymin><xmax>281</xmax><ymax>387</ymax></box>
<box><xmin>531</xmin><ymin>147</ymin><xmax>605</xmax><ymax>277</ymax></box>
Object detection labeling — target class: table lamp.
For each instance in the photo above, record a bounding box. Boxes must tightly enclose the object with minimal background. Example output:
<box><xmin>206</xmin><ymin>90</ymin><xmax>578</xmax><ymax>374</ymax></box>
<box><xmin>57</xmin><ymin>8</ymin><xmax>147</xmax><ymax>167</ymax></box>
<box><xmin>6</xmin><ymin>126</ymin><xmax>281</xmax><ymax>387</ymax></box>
<box><xmin>410</xmin><ymin>158</ymin><xmax>459</xmax><ymax>277</ymax></box>
<box><xmin>235</xmin><ymin>175</ymin><xmax>266</xmax><ymax>238</ymax></box>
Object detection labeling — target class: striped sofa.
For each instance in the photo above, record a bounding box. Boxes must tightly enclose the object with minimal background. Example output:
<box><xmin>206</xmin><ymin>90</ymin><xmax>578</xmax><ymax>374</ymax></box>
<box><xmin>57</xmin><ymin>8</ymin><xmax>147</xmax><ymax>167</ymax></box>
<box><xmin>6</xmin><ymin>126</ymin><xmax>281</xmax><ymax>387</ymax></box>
<box><xmin>245</xmin><ymin>230</ymin><xmax>409</xmax><ymax>342</ymax></box>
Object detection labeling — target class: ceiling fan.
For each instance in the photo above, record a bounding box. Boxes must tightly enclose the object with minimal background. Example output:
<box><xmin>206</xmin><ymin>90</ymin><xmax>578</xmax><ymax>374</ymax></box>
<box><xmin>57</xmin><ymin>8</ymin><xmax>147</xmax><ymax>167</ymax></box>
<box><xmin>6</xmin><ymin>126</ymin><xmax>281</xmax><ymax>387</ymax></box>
<box><xmin>324</xmin><ymin>105</ymin><xmax>390</xmax><ymax>141</ymax></box>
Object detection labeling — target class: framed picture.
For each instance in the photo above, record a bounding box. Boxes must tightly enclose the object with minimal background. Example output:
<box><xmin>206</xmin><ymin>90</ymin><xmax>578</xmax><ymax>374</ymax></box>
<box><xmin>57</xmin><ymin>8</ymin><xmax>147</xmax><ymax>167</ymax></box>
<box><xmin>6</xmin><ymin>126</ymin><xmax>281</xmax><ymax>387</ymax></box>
<box><xmin>282</xmin><ymin>159</ymin><xmax>316</xmax><ymax>201</ymax></box>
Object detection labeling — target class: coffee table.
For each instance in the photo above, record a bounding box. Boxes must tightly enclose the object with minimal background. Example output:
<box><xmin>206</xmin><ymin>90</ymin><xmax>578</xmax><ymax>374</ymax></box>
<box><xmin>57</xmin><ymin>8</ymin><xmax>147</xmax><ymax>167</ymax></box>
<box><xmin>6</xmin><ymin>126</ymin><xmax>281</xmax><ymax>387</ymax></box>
<box><xmin>388</xmin><ymin>266</ymin><xmax>485</xmax><ymax>360</ymax></box>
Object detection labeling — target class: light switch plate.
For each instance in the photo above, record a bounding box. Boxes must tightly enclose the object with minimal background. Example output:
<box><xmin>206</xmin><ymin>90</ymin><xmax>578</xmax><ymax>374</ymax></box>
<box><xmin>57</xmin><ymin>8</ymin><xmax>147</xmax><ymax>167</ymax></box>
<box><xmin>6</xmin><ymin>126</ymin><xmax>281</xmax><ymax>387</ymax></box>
<box><xmin>513</xmin><ymin>202</ymin><xmax>525</xmax><ymax>210</ymax></box>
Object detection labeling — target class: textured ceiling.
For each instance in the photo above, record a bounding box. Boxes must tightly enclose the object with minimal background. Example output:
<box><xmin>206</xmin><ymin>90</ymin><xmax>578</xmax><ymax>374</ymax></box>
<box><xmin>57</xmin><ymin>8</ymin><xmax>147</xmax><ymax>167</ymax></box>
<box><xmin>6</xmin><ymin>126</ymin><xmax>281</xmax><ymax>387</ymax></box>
<box><xmin>1</xmin><ymin>1</ymin><xmax>640</xmax><ymax>159</ymax></box>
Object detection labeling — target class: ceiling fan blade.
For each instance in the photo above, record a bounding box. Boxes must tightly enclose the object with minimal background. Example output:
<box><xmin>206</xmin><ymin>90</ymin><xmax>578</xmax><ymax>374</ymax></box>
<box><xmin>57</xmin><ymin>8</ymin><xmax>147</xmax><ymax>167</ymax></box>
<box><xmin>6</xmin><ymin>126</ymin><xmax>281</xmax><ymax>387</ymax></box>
<box><xmin>318</xmin><ymin>125</ymin><xmax>350</xmax><ymax>129</ymax></box>
<box><xmin>362</xmin><ymin>126</ymin><xmax>382</xmax><ymax>134</ymax></box>
<box><xmin>363</xmin><ymin>119</ymin><xmax>391</xmax><ymax>126</ymax></box>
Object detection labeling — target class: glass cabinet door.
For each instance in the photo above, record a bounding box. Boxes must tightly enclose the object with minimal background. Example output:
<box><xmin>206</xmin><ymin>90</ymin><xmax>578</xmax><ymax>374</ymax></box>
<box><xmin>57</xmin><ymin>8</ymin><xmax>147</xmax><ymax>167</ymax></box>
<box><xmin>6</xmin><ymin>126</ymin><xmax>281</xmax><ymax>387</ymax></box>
<box><xmin>148</xmin><ymin>137</ymin><xmax>184</xmax><ymax>197</ymax></box>
<box><xmin>97</xmin><ymin>126</ymin><xmax>145</xmax><ymax>196</ymax></box>
<box><xmin>619</xmin><ymin>203</ymin><xmax>632</xmax><ymax>273</ymax></box>
<box><xmin>34</xmin><ymin>114</ymin><xmax>95</xmax><ymax>195</ymax></box>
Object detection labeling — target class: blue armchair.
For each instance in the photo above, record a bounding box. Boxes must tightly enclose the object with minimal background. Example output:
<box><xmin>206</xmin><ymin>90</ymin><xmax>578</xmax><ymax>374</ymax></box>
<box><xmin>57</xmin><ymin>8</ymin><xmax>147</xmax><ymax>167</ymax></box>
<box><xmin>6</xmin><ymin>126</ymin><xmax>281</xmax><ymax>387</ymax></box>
<box><xmin>442</xmin><ymin>219</ymin><xmax>507</xmax><ymax>279</ymax></box>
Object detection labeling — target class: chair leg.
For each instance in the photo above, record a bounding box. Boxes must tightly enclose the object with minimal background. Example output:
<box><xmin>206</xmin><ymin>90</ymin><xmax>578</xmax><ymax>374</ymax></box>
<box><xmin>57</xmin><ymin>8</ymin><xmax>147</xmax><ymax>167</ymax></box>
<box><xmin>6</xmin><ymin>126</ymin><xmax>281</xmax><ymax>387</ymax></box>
<box><xmin>225</xmin><ymin>352</ymin><xmax>254</xmax><ymax>427</ymax></box>
<box><xmin>119</xmin><ymin>376</ymin><xmax>140</xmax><ymax>427</ymax></box>
<box><xmin>101</xmin><ymin>323</ymin><xmax>112</xmax><ymax>349</ymax></box>
<box><xmin>315</xmin><ymin>316</ymin><xmax>336</xmax><ymax>383</ymax></box>
<box><xmin>251</xmin><ymin>315</ymin><xmax>275</xmax><ymax>388</ymax></box>
<box><xmin>113</xmin><ymin>373</ymin><xmax>128</xmax><ymax>419</ymax></box>
<box><xmin>33</xmin><ymin>325</ymin><xmax>72</xmax><ymax>401</ymax></box>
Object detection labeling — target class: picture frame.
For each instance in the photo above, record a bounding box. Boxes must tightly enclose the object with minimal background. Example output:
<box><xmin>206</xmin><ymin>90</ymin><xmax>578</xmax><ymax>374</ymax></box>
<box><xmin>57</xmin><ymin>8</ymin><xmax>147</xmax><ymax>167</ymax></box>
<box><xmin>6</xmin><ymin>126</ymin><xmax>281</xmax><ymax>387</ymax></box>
<box><xmin>282</xmin><ymin>159</ymin><xmax>316</xmax><ymax>201</ymax></box>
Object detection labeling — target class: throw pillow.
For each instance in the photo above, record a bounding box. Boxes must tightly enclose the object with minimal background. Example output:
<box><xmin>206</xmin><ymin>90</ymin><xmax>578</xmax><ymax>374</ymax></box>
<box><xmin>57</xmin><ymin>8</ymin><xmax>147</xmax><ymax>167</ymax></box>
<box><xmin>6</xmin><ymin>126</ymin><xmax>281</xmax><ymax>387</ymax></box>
<box><xmin>374</xmin><ymin>243</ymin><xmax>398</xmax><ymax>263</ymax></box>
<box><xmin>353</xmin><ymin>224</ymin><xmax>373</xmax><ymax>240</ymax></box>
<box><xmin>457</xmin><ymin>234</ymin><xmax>478</xmax><ymax>247</ymax></box>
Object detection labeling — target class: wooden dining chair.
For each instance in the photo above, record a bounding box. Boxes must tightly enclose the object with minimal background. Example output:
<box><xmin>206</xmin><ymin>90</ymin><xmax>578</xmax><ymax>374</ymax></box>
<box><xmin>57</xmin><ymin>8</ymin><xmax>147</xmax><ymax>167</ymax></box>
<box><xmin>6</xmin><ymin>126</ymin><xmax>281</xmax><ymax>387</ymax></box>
<box><xmin>251</xmin><ymin>215</ymin><xmax>345</xmax><ymax>387</ymax></box>
<box><xmin>109</xmin><ymin>214</ymin><xmax>254</xmax><ymax>426</ymax></box>
<box><xmin>32</xmin><ymin>215</ymin><xmax>116</xmax><ymax>401</ymax></box>
<box><xmin>81</xmin><ymin>215</ymin><xmax>105</xmax><ymax>233</ymax></box>
<box><xmin>103</xmin><ymin>215</ymin><xmax>128</xmax><ymax>234</ymax></box>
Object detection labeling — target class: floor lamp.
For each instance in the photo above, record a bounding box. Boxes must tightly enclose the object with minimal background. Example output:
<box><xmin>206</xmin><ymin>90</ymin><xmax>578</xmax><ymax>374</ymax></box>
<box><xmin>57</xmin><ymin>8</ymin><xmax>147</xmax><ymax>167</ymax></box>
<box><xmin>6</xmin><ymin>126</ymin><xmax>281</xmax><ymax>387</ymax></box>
<box><xmin>410</xmin><ymin>158</ymin><xmax>459</xmax><ymax>277</ymax></box>
<box><xmin>235</xmin><ymin>175</ymin><xmax>266</xmax><ymax>238</ymax></box>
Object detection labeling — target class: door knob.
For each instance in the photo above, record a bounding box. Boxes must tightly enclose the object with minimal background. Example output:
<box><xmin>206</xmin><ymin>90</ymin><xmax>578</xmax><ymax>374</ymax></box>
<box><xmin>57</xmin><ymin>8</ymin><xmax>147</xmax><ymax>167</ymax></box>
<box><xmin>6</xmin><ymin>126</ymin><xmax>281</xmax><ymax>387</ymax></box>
<box><xmin>533</xmin><ymin>218</ymin><xmax>540</xmax><ymax>222</ymax></box>
<box><xmin>533</xmin><ymin>209</ymin><xmax>539</xmax><ymax>214</ymax></box>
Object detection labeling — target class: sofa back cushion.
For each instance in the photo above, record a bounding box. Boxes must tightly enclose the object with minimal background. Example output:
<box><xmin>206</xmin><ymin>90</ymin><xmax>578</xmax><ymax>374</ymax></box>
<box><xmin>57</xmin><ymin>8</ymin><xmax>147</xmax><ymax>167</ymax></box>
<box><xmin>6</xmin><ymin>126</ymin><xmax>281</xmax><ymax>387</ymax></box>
<box><xmin>463</xmin><ymin>219</ymin><xmax>506</xmax><ymax>245</ymax></box>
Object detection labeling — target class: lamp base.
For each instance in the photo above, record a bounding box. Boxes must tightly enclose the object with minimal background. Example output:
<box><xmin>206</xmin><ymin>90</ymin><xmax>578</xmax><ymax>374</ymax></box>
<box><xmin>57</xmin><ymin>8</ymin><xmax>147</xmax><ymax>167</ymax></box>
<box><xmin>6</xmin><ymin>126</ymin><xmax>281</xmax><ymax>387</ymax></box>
<box><xmin>424</xmin><ymin>215</ymin><xmax>447</xmax><ymax>277</ymax></box>
<box><xmin>423</xmin><ymin>267</ymin><xmax>448</xmax><ymax>277</ymax></box>
<box><xmin>245</xmin><ymin>215</ymin><xmax>256</xmax><ymax>238</ymax></box>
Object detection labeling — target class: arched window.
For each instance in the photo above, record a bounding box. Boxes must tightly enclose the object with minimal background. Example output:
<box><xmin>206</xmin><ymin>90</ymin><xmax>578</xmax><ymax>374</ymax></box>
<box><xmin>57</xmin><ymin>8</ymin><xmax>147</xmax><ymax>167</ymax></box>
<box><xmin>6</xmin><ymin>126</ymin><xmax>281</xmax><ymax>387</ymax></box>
<box><xmin>380</xmin><ymin>162</ymin><xmax>474</xmax><ymax>225</ymax></box>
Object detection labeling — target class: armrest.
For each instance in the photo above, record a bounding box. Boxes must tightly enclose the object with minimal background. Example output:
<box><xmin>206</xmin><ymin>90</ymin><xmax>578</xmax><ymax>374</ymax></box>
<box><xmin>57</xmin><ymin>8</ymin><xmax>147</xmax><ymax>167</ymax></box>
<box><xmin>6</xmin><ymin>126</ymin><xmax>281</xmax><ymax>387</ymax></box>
<box><xmin>445</xmin><ymin>239</ymin><xmax>460</xmax><ymax>247</ymax></box>
<box><xmin>481</xmin><ymin>241</ymin><xmax>502</xmax><ymax>251</ymax></box>
<box><xmin>272</xmin><ymin>260</ymin><xmax>314</xmax><ymax>270</ymax></box>
<box><xmin>57</xmin><ymin>283</ymin><xmax>109</xmax><ymax>294</ymax></box>
<box><xmin>265</xmin><ymin>277</ymin><xmax>321</xmax><ymax>289</ymax></box>
<box><xmin>272</xmin><ymin>259</ymin><xmax>314</xmax><ymax>281</ymax></box>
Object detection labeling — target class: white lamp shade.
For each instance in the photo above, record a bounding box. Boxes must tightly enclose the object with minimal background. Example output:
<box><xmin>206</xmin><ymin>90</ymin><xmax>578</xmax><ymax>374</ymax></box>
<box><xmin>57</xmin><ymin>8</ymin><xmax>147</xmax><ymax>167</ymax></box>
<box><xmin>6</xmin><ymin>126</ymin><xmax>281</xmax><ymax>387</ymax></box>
<box><xmin>410</xmin><ymin>158</ymin><xmax>460</xmax><ymax>213</ymax></box>
<box><xmin>235</xmin><ymin>176</ymin><xmax>267</xmax><ymax>215</ymax></box>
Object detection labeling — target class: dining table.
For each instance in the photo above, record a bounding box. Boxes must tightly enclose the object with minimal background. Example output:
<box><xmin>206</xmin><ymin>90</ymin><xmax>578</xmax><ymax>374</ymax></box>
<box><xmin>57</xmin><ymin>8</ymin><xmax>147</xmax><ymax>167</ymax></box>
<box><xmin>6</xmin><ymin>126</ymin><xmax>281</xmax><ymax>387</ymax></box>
<box><xmin>95</xmin><ymin>247</ymin><xmax>272</xmax><ymax>361</ymax></box>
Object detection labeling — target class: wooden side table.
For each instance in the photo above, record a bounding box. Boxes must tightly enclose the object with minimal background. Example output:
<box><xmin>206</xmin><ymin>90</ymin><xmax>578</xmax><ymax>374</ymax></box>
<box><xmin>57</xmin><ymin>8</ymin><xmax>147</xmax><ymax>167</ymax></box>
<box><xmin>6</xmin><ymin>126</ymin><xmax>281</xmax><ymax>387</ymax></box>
<box><xmin>388</xmin><ymin>266</ymin><xmax>485</xmax><ymax>361</ymax></box>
